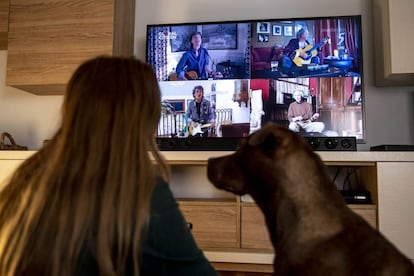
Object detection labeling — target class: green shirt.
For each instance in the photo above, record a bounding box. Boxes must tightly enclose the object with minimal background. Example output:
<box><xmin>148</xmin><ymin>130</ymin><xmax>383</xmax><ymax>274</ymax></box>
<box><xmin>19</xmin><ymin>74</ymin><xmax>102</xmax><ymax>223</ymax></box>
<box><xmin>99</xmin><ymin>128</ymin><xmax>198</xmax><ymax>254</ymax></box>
<box><xmin>76</xmin><ymin>179</ymin><xmax>217</xmax><ymax>275</ymax></box>
<box><xmin>139</xmin><ymin>179</ymin><xmax>217</xmax><ymax>275</ymax></box>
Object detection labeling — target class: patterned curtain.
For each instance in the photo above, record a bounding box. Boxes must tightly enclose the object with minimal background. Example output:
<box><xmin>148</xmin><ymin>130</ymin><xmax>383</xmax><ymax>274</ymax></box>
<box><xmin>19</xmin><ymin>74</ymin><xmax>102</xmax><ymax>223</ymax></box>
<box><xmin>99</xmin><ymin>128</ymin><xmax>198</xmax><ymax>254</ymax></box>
<box><xmin>147</xmin><ymin>26</ymin><xmax>169</xmax><ymax>81</ymax></box>
<box><xmin>342</xmin><ymin>18</ymin><xmax>360</xmax><ymax>71</ymax></box>
<box><xmin>314</xmin><ymin>19</ymin><xmax>338</xmax><ymax>64</ymax></box>
<box><xmin>244</xmin><ymin>24</ymin><xmax>251</xmax><ymax>78</ymax></box>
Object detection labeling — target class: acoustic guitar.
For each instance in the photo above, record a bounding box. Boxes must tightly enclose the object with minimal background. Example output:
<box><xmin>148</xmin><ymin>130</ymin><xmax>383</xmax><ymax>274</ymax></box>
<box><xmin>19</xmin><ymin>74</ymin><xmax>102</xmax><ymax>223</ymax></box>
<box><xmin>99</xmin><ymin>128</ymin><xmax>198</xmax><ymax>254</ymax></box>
<box><xmin>169</xmin><ymin>71</ymin><xmax>198</xmax><ymax>81</ymax></box>
<box><xmin>169</xmin><ymin>70</ymin><xmax>224</xmax><ymax>81</ymax></box>
<box><xmin>291</xmin><ymin>37</ymin><xmax>330</xmax><ymax>67</ymax></box>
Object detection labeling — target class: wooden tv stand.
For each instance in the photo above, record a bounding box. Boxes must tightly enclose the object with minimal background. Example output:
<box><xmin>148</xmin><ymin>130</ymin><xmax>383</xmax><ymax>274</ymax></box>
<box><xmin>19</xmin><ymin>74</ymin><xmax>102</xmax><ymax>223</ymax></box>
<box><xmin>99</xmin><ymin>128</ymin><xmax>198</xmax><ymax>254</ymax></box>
<box><xmin>1</xmin><ymin>150</ymin><xmax>414</xmax><ymax>274</ymax></box>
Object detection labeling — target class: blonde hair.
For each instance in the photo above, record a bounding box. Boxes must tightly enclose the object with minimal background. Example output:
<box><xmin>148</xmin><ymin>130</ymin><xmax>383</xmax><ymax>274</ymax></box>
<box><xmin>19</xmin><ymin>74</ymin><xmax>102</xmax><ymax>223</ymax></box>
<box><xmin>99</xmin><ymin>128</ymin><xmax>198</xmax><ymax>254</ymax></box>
<box><xmin>0</xmin><ymin>56</ymin><xmax>169</xmax><ymax>275</ymax></box>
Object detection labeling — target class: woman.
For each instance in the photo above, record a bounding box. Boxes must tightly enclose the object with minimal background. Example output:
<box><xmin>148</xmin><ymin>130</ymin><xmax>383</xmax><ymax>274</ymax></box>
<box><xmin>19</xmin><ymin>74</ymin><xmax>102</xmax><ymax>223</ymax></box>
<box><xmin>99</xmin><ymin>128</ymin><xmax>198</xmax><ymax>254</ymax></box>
<box><xmin>0</xmin><ymin>56</ymin><xmax>217</xmax><ymax>276</ymax></box>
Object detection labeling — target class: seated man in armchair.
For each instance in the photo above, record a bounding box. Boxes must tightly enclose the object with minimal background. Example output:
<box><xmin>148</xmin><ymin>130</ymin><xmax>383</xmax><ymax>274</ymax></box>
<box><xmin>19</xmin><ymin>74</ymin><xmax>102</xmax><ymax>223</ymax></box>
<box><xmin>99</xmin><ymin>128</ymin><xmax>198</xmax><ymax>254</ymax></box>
<box><xmin>278</xmin><ymin>28</ymin><xmax>327</xmax><ymax>76</ymax></box>
<box><xmin>287</xmin><ymin>90</ymin><xmax>324</xmax><ymax>133</ymax></box>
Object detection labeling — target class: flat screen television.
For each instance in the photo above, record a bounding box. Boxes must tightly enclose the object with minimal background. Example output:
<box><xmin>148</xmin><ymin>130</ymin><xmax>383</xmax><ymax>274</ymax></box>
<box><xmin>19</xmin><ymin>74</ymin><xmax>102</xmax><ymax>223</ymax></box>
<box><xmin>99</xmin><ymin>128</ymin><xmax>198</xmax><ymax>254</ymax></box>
<box><xmin>146</xmin><ymin>15</ymin><xmax>364</xmax><ymax>151</ymax></box>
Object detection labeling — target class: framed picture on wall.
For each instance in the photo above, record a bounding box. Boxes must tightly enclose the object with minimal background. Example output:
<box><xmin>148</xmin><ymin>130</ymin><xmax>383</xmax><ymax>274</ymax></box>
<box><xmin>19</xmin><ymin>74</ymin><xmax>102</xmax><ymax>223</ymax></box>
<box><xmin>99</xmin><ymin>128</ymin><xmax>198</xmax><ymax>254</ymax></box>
<box><xmin>170</xmin><ymin>25</ymin><xmax>197</xmax><ymax>52</ymax></box>
<box><xmin>295</xmin><ymin>21</ymin><xmax>306</xmax><ymax>34</ymax></box>
<box><xmin>165</xmin><ymin>99</ymin><xmax>185</xmax><ymax>112</ymax></box>
<box><xmin>201</xmin><ymin>23</ymin><xmax>237</xmax><ymax>50</ymax></box>
<box><xmin>272</xmin><ymin>25</ymin><xmax>282</xmax><ymax>36</ymax></box>
<box><xmin>284</xmin><ymin>25</ymin><xmax>293</xmax><ymax>36</ymax></box>
<box><xmin>257</xmin><ymin>22</ymin><xmax>270</xmax><ymax>34</ymax></box>
<box><xmin>257</xmin><ymin>34</ymin><xmax>269</xmax><ymax>42</ymax></box>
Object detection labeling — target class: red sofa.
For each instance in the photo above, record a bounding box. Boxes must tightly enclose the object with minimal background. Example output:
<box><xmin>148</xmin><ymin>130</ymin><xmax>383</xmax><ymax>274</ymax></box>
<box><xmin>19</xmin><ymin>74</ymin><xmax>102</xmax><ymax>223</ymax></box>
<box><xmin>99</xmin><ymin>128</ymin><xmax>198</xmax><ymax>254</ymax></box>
<box><xmin>251</xmin><ymin>46</ymin><xmax>284</xmax><ymax>71</ymax></box>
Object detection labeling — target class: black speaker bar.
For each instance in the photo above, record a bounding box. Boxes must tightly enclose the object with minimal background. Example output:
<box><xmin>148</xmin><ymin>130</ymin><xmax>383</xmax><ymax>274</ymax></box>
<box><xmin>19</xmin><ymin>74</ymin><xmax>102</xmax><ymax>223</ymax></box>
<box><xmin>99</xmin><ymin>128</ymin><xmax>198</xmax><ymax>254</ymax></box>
<box><xmin>305</xmin><ymin>136</ymin><xmax>357</xmax><ymax>151</ymax></box>
<box><xmin>157</xmin><ymin>136</ymin><xmax>357</xmax><ymax>151</ymax></box>
<box><xmin>156</xmin><ymin>137</ymin><xmax>240</xmax><ymax>151</ymax></box>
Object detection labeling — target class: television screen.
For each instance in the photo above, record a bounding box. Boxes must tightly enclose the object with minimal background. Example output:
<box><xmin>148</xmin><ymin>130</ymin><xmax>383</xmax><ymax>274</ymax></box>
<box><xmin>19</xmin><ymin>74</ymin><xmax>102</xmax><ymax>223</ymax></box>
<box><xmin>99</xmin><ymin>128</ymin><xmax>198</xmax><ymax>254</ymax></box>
<box><xmin>146</xmin><ymin>15</ymin><xmax>364</xmax><ymax>150</ymax></box>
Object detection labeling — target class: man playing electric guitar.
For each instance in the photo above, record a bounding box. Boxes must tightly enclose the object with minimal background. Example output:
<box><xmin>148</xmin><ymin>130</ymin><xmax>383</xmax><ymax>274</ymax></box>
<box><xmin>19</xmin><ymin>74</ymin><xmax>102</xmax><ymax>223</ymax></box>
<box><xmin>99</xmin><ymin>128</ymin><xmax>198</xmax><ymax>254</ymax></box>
<box><xmin>186</xmin><ymin>85</ymin><xmax>216</xmax><ymax>137</ymax></box>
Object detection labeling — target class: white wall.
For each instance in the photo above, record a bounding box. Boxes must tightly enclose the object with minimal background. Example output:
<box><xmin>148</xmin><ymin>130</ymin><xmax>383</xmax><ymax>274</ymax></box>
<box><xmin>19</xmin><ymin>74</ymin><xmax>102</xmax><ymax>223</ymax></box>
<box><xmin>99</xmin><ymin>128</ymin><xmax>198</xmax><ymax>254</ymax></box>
<box><xmin>0</xmin><ymin>52</ymin><xmax>62</xmax><ymax>149</ymax></box>
<box><xmin>0</xmin><ymin>0</ymin><xmax>413</xmax><ymax>151</ymax></box>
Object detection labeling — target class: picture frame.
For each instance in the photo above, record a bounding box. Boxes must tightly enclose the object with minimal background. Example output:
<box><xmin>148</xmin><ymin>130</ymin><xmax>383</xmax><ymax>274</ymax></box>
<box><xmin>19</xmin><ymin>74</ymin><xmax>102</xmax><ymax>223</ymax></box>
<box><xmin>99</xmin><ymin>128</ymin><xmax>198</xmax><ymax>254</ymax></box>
<box><xmin>201</xmin><ymin>23</ymin><xmax>237</xmax><ymax>50</ymax></box>
<box><xmin>284</xmin><ymin>25</ymin><xmax>293</xmax><ymax>37</ymax></box>
<box><xmin>295</xmin><ymin>21</ymin><xmax>306</xmax><ymax>34</ymax></box>
<box><xmin>257</xmin><ymin>34</ymin><xmax>269</xmax><ymax>43</ymax></box>
<box><xmin>272</xmin><ymin>25</ymin><xmax>282</xmax><ymax>36</ymax></box>
<box><xmin>257</xmin><ymin>22</ymin><xmax>270</xmax><ymax>34</ymax></box>
<box><xmin>170</xmin><ymin>25</ymin><xmax>197</xmax><ymax>52</ymax></box>
<box><xmin>165</xmin><ymin>99</ymin><xmax>186</xmax><ymax>112</ymax></box>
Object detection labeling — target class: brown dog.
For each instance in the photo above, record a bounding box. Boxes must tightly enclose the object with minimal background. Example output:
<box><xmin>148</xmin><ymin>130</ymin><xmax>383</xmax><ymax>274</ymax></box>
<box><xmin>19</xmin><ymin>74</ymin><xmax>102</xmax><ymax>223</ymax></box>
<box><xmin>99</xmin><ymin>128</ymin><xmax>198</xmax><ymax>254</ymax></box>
<box><xmin>207</xmin><ymin>123</ymin><xmax>414</xmax><ymax>275</ymax></box>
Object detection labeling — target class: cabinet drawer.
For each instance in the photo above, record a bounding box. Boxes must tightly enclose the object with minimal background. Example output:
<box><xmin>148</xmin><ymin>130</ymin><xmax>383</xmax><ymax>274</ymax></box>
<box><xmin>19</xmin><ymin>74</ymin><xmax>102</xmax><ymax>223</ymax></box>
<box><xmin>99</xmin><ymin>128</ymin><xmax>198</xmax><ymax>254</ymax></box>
<box><xmin>241</xmin><ymin>204</ymin><xmax>377</xmax><ymax>250</ymax></box>
<box><xmin>349</xmin><ymin>204</ymin><xmax>377</xmax><ymax>229</ymax></box>
<box><xmin>179</xmin><ymin>201</ymin><xmax>238</xmax><ymax>249</ymax></box>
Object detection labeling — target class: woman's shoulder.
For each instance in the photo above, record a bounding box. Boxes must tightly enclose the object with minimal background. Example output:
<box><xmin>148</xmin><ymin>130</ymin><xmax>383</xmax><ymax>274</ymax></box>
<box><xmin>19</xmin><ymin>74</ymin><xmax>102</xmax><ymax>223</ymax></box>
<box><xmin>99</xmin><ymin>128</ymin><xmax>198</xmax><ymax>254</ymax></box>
<box><xmin>151</xmin><ymin>177</ymin><xmax>177</xmax><ymax>211</ymax></box>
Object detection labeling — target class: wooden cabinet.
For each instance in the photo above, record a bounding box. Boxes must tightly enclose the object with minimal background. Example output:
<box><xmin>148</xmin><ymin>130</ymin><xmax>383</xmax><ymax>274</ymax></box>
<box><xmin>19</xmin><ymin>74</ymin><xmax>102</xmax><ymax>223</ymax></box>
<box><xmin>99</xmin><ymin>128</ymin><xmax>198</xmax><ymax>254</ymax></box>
<box><xmin>0</xmin><ymin>159</ymin><xmax>24</xmax><ymax>190</ymax></box>
<box><xmin>241</xmin><ymin>203</ymin><xmax>377</xmax><ymax>252</ymax></box>
<box><xmin>179</xmin><ymin>200</ymin><xmax>239</xmax><ymax>249</ymax></box>
<box><xmin>1</xmin><ymin>151</ymin><xmax>414</xmax><ymax>273</ymax></box>
<box><xmin>373</xmin><ymin>0</ymin><xmax>414</xmax><ymax>86</ymax></box>
<box><xmin>377</xmin><ymin>162</ymin><xmax>414</xmax><ymax>259</ymax></box>
<box><xmin>0</xmin><ymin>151</ymin><xmax>34</xmax><ymax>190</ymax></box>
<box><xmin>241</xmin><ymin>204</ymin><xmax>272</xmax><ymax>250</ymax></box>
<box><xmin>6</xmin><ymin>0</ymin><xmax>135</xmax><ymax>95</ymax></box>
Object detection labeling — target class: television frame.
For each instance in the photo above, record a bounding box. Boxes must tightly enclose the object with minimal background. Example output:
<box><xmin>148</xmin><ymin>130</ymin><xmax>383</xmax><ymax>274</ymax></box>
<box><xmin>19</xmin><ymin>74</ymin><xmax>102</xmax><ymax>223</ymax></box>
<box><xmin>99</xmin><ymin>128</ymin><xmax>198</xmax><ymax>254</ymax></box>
<box><xmin>146</xmin><ymin>15</ymin><xmax>365</xmax><ymax>151</ymax></box>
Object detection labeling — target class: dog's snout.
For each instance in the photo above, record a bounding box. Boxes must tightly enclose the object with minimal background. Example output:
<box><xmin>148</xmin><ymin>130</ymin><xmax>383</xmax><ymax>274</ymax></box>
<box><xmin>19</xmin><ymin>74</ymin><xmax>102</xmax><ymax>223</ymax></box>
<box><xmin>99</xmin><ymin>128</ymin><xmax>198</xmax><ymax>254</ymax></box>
<box><xmin>207</xmin><ymin>157</ymin><xmax>222</xmax><ymax>182</ymax></box>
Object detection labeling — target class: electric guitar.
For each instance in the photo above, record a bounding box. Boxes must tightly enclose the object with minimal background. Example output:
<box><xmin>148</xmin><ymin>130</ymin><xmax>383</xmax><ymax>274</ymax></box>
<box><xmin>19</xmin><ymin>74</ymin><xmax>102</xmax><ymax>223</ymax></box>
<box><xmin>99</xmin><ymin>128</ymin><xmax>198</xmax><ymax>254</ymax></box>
<box><xmin>188</xmin><ymin>122</ymin><xmax>213</xmax><ymax>136</ymax></box>
<box><xmin>291</xmin><ymin>37</ymin><xmax>330</xmax><ymax>67</ymax></box>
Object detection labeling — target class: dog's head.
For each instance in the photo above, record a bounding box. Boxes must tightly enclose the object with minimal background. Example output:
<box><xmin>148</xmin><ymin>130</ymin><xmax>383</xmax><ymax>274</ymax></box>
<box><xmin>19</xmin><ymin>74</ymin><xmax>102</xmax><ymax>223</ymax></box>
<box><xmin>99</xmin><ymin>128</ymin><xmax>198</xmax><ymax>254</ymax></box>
<box><xmin>207</xmin><ymin>122</ymin><xmax>321</xmax><ymax>198</ymax></box>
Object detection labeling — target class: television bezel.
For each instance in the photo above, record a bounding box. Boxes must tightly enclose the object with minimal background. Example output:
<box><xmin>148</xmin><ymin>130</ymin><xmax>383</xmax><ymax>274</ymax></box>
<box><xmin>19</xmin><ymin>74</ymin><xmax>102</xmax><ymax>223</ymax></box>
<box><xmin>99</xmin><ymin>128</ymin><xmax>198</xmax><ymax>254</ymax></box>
<box><xmin>146</xmin><ymin>15</ymin><xmax>365</xmax><ymax>151</ymax></box>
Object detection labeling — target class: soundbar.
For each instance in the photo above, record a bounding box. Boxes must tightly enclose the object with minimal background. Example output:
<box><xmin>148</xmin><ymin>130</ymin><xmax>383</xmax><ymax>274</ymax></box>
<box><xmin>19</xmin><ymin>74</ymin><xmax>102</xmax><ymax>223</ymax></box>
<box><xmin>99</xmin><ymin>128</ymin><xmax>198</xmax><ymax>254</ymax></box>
<box><xmin>157</xmin><ymin>136</ymin><xmax>357</xmax><ymax>151</ymax></box>
<box><xmin>305</xmin><ymin>136</ymin><xmax>357</xmax><ymax>151</ymax></box>
<box><xmin>156</xmin><ymin>137</ymin><xmax>240</xmax><ymax>151</ymax></box>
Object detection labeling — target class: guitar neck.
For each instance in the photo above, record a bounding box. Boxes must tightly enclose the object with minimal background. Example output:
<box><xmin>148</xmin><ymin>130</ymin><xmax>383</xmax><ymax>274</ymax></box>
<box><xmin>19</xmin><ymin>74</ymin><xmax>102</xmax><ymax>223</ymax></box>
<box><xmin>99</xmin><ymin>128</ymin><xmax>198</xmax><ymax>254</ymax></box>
<box><xmin>306</xmin><ymin>40</ymin><xmax>326</xmax><ymax>53</ymax></box>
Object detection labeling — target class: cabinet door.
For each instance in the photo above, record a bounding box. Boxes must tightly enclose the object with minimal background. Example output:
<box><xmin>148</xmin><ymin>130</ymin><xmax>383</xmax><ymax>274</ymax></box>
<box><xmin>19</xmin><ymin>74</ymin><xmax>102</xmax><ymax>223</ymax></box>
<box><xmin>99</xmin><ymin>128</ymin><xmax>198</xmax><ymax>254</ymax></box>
<box><xmin>7</xmin><ymin>0</ymin><xmax>134</xmax><ymax>95</ymax></box>
<box><xmin>241</xmin><ymin>204</ymin><xmax>272</xmax><ymax>250</ymax></box>
<box><xmin>373</xmin><ymin>0</ymin><xmax>414</xmax><ymax>85</ymax></box>
<box><xmin>241</xmin><ymin>204</ymin><xmax>377</xmax><ymax>251</ymax></box>
<box><xmin>0</xmin><ymin>159</ymin><xmax>24</xmax><ymax>191</ymax></box>
<box><xmin>179</xmin><ymin>201</ymin><xmax>238</xmax><ymax>249</ymax></box>
<box><xmin>377</xmin><ymin>162</ymin><xmax>414</xmax><ymax>260</ymax></box>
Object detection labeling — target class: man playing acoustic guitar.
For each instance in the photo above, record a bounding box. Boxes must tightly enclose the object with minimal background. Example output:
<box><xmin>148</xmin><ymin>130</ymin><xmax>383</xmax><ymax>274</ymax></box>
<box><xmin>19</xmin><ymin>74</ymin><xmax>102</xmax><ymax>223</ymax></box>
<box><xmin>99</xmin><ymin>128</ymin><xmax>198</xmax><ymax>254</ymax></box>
<box><xmin>175</xmin><ymin>32</ymin><xmax>213</xmax><ymax>80</ymax></box>
<box><xmin>279</xmin><ymin>27</ymin><xmax>328</xmax><ymax>70</ymax></box>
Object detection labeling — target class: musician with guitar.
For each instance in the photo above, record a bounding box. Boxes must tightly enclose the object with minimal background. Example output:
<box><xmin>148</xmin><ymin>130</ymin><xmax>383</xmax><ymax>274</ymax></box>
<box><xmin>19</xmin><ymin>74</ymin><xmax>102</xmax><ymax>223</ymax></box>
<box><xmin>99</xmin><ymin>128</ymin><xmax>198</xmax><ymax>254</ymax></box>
<box><xmin>174</xmin><ymin>31</ymin><xmax>213</xmax><ymax>80</ymax></box>
<box><xmin>186</xmin><ymin>85</ymin><xmax>216</xmax><ymax>137</ymax></box>
<box><xmin>279</xmin><ymin>27</ymin><xmax>329</xmax><ymax>70</ymax></box>
<box><xmin>287</xmin><ymin>90</ymin><xmax>325</xmax><ymax>134</ymax></box>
